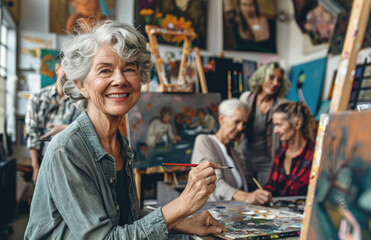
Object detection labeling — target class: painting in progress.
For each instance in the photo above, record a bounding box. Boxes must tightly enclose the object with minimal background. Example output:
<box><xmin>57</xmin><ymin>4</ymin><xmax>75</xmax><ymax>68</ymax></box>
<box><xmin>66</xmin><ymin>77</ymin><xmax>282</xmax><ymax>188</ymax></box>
<box><xmin>307</xmin><ymin>111</ymin><xmax>371</xmax><ymax>239</ymax></box>
<box><xmin>206</xmin><ymin>202</ymin><xmax>302</xmax><ymax>240</ymax></box>
<box><xmin>128</xmin><ymin>92</ymin><xmax>220</xmax><ymax>168</ymax></box>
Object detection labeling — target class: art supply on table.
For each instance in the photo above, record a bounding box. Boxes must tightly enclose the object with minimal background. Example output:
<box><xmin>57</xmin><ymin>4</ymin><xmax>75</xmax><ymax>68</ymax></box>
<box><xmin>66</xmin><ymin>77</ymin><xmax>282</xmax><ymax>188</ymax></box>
<box><xmin>204</xmin><ymin>202</ymin><xmax>303</xmax><ymax>240</ymax></box>
<box><xmin>163</xmin><ymin>163</ymin><xmax>233</xmax><ymax>169</ymax></box>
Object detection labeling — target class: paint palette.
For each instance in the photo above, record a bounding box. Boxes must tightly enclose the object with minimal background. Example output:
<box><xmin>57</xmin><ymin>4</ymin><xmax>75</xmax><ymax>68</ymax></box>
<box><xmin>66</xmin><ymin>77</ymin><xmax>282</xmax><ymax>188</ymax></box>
<box><xmin>207</xmin><ymin>203</ymin><xmax>303</xmax><ymax>240</ymax></box>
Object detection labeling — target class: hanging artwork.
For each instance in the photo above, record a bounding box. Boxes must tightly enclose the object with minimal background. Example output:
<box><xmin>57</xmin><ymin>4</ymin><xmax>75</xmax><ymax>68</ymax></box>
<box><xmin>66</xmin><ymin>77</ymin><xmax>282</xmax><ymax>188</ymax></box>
<box><xmin>49</xmin><ymin>0</ymin><xmax>116</xmax><ymax>34</ymax></box>
<box><xmin>328</xmin><ymin>11</ymin><xmax>371</xmax><ymax>55</ymax></box>
<box><xmin>292</xmin><ymin>0</ymin><xmax>341</xmax><ymax>53</ymax></box>
<box><xmin>134</xmin><ymin>0</ymin><xmax>208</xmax><ymax>49</ymax></box>
<box><xmin>287</xmin><ymin>57</ymin><xmax>327</xmax><ymax>116</ymax></box>
<box><xmin>40</xmin><ymin>49</ymin><xmax>60</xmax><ymax>89</ymax></box>
<box><xmin>306</xmin><ymin>111</ymin><xmax>371</xmax><ymax>240</ymax></box>
<box><xmin>203</xmin><ymin>202</ymin><xmax>303</xmax><ymax>240</ymax></box>
<box><xmin>128</xmin><ymin>92</ymin><xmax>220</xmax><ymax>168</ymax></box>
<box><xmin>223</xmin><ymin>0</ymin><xmax>277</xmax><ymax>53</ymax></box>
<box><xmin>19</xmin><ymin>31</ymin><xmax>57</xmax><ymax>70</ymax></box>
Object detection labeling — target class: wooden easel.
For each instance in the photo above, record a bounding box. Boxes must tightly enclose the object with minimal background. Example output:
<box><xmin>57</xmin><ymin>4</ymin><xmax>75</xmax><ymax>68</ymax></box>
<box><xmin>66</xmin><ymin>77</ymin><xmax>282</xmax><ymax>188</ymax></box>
<box><xmin>145</xmin><ymin>25</ymin><xmax>208</xmax><ymax>94</ymax></box>
<box><xmin>134</xmin><ymin>26</ymin><xmax>210</xmax><ymax>207</ymax></box>
<box><xmin>300</xmin><ymin>0</ymin><xmax>371</xmax><ymax>239</ymax></box>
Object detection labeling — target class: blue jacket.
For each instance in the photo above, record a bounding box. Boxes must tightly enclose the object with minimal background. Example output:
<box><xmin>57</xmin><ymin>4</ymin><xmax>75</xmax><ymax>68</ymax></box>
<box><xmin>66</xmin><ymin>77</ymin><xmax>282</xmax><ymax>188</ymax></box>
<box><xmin>25</xmin><ymin>111</ymin><xmax>168</xmax><ymax>239</ymax></box>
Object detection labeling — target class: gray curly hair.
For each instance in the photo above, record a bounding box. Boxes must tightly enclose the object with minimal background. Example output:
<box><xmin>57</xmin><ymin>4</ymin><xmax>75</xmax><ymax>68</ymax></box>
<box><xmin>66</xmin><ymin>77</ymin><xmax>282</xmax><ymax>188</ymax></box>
<box><xmin>248</xmin><ymin>62</ymin><xmax>291</xmax><ymax>98</ymax></box>
<box><xmin>61</xmin><ymin>20</ymin><xmax>153</xmax><ymax>111</ymax></box>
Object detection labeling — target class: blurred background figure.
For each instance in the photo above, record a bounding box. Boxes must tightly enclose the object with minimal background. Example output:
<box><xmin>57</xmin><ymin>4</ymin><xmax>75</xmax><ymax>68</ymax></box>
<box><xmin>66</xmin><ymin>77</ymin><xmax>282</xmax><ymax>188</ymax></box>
<box><xmin>238</xmin><ymin>61</ymin><xmax>291</xmax><ymax>189</ymax></box>
<box><xmin>192</xmin><ymin>98</ymin><xmax>272</xmax><ymax>205</ymax></box>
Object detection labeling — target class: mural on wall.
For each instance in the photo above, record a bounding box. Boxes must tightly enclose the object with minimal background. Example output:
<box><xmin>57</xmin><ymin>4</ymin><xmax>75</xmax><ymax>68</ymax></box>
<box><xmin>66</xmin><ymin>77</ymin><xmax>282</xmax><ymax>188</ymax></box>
<box><xmin>40</xmin><ymin>49</ymin><xmax>60</xmax><ymax>89</ymax></box>
<box><xmin>307</xmin><ymin>111</ymin><xmax>371</xmax><ymax>240</ymax></box>
<box><xmin>222</xmin><ymin>0</ymin><xmax>277</xmax><ymax>53</ymax></box>
<box><xmin>287</xmin><ymin>57</ymin><xmax>327</xmax><ymax>116</ymax></box>
<box><xmin>128</xmin><ymin>92</ymin><xmax>220</xmax><ymax>168</ymax></box>
<box><xmin>134</xmin><ymin>0</ymin><xmax>208</xmax><ymax>49</ymax></box>
<box><xmin>49</xmin><ymin>0</ymin><xmax>115</xmax><ymax>34</ymax></box>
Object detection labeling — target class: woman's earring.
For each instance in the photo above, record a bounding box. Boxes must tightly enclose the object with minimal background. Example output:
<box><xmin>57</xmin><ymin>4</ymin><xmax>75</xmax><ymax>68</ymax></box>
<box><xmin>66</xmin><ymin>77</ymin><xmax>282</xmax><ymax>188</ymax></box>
<box><xmin>85</xmin><ymin>93</ymin><xmax>89</xmax><ymax>98</ymax></box>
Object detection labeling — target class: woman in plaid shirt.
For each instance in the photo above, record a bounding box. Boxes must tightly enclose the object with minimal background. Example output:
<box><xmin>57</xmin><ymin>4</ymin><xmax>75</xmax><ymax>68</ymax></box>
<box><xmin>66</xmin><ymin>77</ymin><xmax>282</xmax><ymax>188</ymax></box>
<box><xmin>263</xmin><ymin>101</ymin><xmax>316</xmax><ymax>197</ymax></box>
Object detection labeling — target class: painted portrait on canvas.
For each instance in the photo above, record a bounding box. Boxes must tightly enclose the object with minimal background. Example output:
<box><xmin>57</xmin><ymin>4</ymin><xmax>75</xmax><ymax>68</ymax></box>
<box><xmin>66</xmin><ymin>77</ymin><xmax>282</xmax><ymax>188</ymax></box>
<box><xmin>49</xmin><ymin>0</ymin><xmax>115</xmax><ymax>34</ymax></box>
<box><xmin>134</xmin><ymin>0</ymin><xmax>208</xmax><ymax>49</ymax></box>
<box><xmin>307</xmin><ymin>111</ymin><xmax>371</xmax><ymax>240</ymax></box>
<box><xmin>128</xmin><ymin>92</ymin><xmax>220</xmax><ymax>168</ymax></box>
<box><xmin>222</xmin><ymin>0</ymin><xmax>277</xmax><ymax>53</ymax></box>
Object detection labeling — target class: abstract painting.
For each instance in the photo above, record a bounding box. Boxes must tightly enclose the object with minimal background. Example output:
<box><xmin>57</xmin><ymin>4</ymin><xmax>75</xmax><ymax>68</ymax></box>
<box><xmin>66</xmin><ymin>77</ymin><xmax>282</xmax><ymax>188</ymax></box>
<box><xmin>203</xmin><ymin>202</ymin><xmax>302</xmax><ymax>240</ymax></box>
<box><xmin>134</xmin><ymin>0</ymin><xmax>208</xmax><ymax>49</ymax></box>
<box><xmin>128</xmin><ymin>92</ymin><xmax>220</xmax><ymax>168</ymax></box>
<box><xmin>40</xmin><ymin>49</ymin><xmax>59</xmax><ymax>89</ymax></box>
<box><xmin>223</xmin><ymin>0</ymin><xmax>277</xmax><ymax>53</ymax></box>
<box><xmin>19</xmin><ymin>31</ymin><xmax>57</xmax><ymax>70</ymax></box>
<box><xmin>287</xmin><ymin>57</ymin><xmax>327</xmax><ymax>116</ymax></box>
<box><xmin>328</xmin><ymin>11</ymin><xmax>371</xmax><ymax>55</ymax></box>
<box><xmin>306</xmin><ymin>111</ymin><xmax>371</xmax><ymax>240</ymax></box>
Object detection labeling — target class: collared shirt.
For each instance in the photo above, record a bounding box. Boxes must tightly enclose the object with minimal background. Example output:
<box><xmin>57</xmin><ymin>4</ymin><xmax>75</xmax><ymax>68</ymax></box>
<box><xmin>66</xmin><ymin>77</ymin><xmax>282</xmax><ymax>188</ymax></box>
<box><xmin>25</xmin><ymin>84</ymin><xmax>80</xmax><ymax>153</ymax></box>
<box><xmin>25</xmin><ymin>112</ymin><xmax>168</xmax><ymax>239</ymax></box>
<box><xmin>263</xmin><ymin>138</ymin><xmax>315</xmax><ymax>197</ymax></box>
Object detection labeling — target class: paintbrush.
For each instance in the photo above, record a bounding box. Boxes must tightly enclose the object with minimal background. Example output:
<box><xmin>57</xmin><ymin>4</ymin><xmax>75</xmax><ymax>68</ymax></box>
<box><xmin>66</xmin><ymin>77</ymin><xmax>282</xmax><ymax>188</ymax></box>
<box><xmin>253</xmin><ymin>177</ymin><xmax>273</xmax><ymax>206</ymax></box>
<box><xmin>252</xmin><ymin>177</ymin><xmax>263</xmax><ymax>190</ymax></box>
<box><xmin>162</xmin><ymin>163</ymin><xmax>233</xmax><ymax>169</ymax></box>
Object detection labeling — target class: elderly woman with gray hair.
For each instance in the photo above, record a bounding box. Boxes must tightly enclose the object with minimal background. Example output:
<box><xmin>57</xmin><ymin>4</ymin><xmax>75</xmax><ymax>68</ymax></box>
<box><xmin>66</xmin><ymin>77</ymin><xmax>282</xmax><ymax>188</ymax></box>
<box><xmin>191</xmin><ymin>98</ymin><xmax>272</xmax><ymax>205</ymax></box>
<box><xmin>238</xmin><ymin>62</ymin><xmax>291</xmax><ymax>190</ymax></box>
<box><xmin>25</xmin><ymin>20</ymin><xmax>227</xmax><ymax>239</ymax></box>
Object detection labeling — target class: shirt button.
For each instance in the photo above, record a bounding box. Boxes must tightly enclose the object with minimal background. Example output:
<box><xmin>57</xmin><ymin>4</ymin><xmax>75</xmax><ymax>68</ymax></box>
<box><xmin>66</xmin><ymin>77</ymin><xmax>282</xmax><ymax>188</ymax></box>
<box><xmin>110</xmin><ymin>177</ymin><xmax>116</xmax><ymax>183</ymax></box>
<box><xmin>116</xmin><ymin>204</ymin><xmax>120</xmax><ymax>211</ymax></box>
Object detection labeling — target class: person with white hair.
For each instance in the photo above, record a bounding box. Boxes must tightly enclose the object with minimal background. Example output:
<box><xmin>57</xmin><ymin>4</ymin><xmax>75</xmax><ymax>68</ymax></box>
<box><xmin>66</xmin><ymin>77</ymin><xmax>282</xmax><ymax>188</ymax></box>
<box><xmin>191</xmin><ymin>98</ymin><xmax>272</xmax><ymax>204</ymax></box>
<box><xmin>25</xmin><ymin>20</ymin><xmax>227</xmax><ymax>239</ymax></box>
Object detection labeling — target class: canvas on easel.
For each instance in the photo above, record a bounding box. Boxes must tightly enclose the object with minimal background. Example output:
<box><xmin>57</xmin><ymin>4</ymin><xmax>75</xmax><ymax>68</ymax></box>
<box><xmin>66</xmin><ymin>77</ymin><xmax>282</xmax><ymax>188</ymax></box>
<box><xmin>306</xmin><ymin>111</ymin><xmax>371</xmax><ymax>239</ymax></box>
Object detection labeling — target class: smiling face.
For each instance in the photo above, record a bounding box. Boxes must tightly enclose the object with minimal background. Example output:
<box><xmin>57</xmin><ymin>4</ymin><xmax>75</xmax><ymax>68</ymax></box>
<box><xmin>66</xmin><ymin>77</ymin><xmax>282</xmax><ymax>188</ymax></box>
<box><xmin>261</xmin><ymin>68</ymin><xmax>283</xmax><ymax>97</ymax></box>
<box><xmin>219</xmin><ymin>107</ymin><xmax>248</xmax><ymax>143</ymax></box>
<box><xmin>273</xmin><ymin>112</ymin><xmax>297</xmax><ymax>142</ymax></box>
<box><xmin>75</xmin><ymin>45</ymin><xmax>141</xmax><ymax>118</ymax></box>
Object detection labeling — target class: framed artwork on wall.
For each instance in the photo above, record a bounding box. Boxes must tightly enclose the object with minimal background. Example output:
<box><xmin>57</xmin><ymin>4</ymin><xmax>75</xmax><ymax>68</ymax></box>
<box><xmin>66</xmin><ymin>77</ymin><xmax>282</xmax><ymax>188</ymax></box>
<box><xmin>222</xmin><ymin>0</ymin><xmax>277</xmax><ymax>53</ymax></box>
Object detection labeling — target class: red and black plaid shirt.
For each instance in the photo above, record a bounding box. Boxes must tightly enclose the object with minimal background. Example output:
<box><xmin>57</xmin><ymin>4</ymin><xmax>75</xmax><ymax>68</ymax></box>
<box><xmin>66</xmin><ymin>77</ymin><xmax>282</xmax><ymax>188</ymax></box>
<box><xmin>263</xmin><ymin>138</ymin><xmax>315</xmax><ymax>197</ymax></box>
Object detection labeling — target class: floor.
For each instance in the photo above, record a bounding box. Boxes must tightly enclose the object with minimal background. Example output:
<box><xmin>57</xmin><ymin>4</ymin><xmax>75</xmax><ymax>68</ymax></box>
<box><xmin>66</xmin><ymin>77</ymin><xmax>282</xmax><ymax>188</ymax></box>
<box><xmin>1</xmin><ymin>213</ymin><xmax>28</xmax><ymax>240</ymax></box>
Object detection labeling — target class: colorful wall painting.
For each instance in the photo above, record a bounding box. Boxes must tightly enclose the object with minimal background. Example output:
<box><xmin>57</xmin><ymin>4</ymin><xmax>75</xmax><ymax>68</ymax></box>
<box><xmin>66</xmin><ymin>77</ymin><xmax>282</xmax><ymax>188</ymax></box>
<box><xmin>202</xmin><ymin>202</ymin><xmax>302</xmax><ymax>240</ymax></box>
<box><xmin>287</xmin><ymin>57</ymin><xmax>328</xmax><ymax>116</ymax></box>
<box><xmin>128</xmin><ymin>92</ymin><xmax>220</xmax><ymax>168</ymax></box>
<box><xmin>49</xmin><ymin>0</ymin><xmax>116</xmax><ymax>34</ymax></box>
<box><xmin>306</xmin><ymin>111</ymin><xmax>371</xmax><ymax>240</ymax></box>
<box><xmin>19</xmin><ymin>31</ymin><xmax>57</xmax><ymax>70</ymax></box>
<box><xmin>40</xmin><ymin>49</ymin><xmax>60</xmax><ymax>89</ymax></box>
<box><xmin>134</xmin><ymin>0</ymin><xmax>208</xmax><ymax>49</ymax></box>
<box><xmin>223</xmin><ymin>0</ymin><xmax>277</xmax><ymax>53</ymax></box>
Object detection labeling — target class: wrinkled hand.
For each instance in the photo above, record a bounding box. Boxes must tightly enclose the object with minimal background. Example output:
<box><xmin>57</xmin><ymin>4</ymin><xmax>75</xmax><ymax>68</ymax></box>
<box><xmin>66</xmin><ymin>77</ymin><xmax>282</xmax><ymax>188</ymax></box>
<box><xmin>173</xmin><ymin>211</ymin><xmax>227</xmax><ymax>236</ymax></box>
<box><xmin>246</xmin><ymin>189</ymin><xmax>272</xmax><ymax>205</ymax></box>
<box><xmin>178</xmin><ymin>161</ymin><xmax>221</xmax><ymax>215</ymax></box>
<box><xmin>40</xmin><ymin>123</ymin><xmax>67</xmax><ymax>139</ymax></box>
